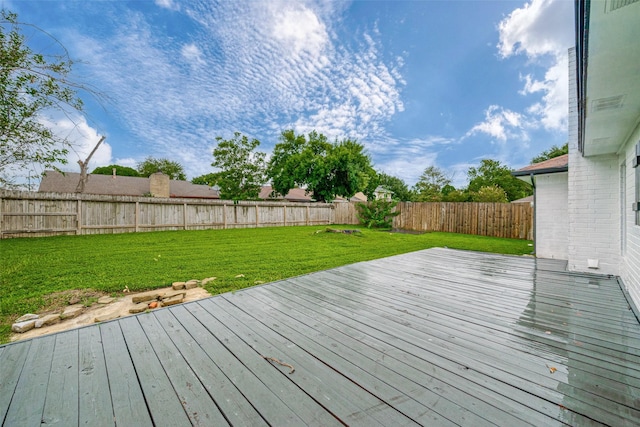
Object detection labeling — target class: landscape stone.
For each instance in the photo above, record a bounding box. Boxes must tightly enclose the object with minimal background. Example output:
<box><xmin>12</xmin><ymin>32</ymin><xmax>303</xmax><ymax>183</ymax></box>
<box><xmin>35</xmin><ymin>314</ymin><xmax>61</xmax><ymax>328</ymax></box>
<box><xmin>201</xmin><ymin>277</ymin><xmax>216</xmax><ymax>286</ymax></box>
<box><xmin>148</xmin><ymin>301</ymin><xmax>159</xmax><ymax>309</ymax></box>
<box><xmin>161</xmin><ymin>294</ymin><xmax>184</xmax><ymax>306</ymax></box>
<box><xmin>16</xmin><ymin>313</ymin><xmax>39</xmax><ymax>322</ymax></box>
<box><xmin>61</xmin><ymin>305</ymin><xmax>84</xmax><ymax>319</ymax></box>
<box><xmin>97</xmin><ymin>296</ymin><xmax>115</xmax><ymax>304</ymax></box>
<box><xmin>132</xmin><ymin>291</ymin><xmax>162</xmax><ymax>303</ymax></box>
<box><xmin>172</xmin><ymin>281</ymin><xmax>186</xmax><ymax>290</ymax></box>
<box><xmin>12</xmin><ymin>320</ymin><xmax>37</xmax><ymax>333</ymax></box>
<box><xmin>185</xmin><ymin>280</ymin><xmax>199</xmax><ymax>290</ymax></box>
<box><xmin>94</xmin><ymin>313</ymin><xmax>120</xmax><ymax>323</ymax></box>
<box><xmin>68</xmin><ymin>297</ymin><xmax>81</xmax><ymax>305</ymax></box>
<box><xmin>129</xmin><ymin>303</ymin><xmax>149</xmax><ymax>314</ymax></box>
<box><xmin>161</xmin><ymin>291</ymin><xmax>186</xmax><ymax>300</ymax></box>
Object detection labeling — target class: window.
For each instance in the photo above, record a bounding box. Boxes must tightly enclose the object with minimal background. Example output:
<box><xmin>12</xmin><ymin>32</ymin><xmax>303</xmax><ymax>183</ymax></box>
<box><xmin>634</xmin><ymin>142</ymin><xmax>640</xmax><ymax>225</ymax></box>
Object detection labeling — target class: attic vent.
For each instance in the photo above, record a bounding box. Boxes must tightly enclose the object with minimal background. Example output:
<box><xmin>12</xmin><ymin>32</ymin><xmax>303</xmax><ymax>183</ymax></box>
<box><xmin>608</xmin><ymin>0</ymin><xmax>639</xmax><ymax>12</ymax></box>
<box><xmin>591</xmin><ymin>95</ymin><xmax>625</xmax><ymax>112</ymax></box>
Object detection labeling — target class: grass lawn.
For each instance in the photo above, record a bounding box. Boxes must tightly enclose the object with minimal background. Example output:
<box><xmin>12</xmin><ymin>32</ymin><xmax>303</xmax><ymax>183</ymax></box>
<box><xmin>0</xmin><ymin>225</ymin><xmax>532</xmax><ymax>343</ymax></box>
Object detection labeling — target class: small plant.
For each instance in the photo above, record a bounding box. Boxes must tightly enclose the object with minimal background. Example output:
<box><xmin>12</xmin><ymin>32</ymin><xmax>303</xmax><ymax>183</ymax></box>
<box><xmin>356</xmin><ymin>199</ymin><xmax>400</xmax><ymax>229</ymax></box>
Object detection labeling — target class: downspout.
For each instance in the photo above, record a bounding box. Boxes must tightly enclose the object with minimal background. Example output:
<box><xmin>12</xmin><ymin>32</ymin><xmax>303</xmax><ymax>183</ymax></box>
<box><xmin>530</xmin><ymin>173</ymin><xmax>536</xmax><ymax>256</ymax></box>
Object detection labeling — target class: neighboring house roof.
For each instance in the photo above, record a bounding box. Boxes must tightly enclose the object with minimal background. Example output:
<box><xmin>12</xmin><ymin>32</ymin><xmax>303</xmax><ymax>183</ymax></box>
<box><xmin>511</xmin><ymin>195</ymin><xmax>534</xmax><ymax>204</ymax></box>
<box><xmin>38</xmin><ymin>171</ymin><xmax>220</xmax><ymax>199</ymax></box>
<box><xmin>260</xmin><ymin>186</ymin><xmax>367</xmax><ymax>203</ymax></box>
<box><xmin>259</xmin><ymin>186</ymin><xmax>313</xmax><ymax>202</ymax></box>
<box><xmin>513</xmin><ymin>154</ymin><xmax>569</xmax><ymax>176</ymax></box>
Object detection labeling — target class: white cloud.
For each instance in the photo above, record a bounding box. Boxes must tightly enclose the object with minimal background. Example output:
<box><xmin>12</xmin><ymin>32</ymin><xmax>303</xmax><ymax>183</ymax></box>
<box><xmin>496</xmin><ymin>0</ymin><xmax>573</xmax><ymax>132</ymax></box>
<box><xmin>39</xmin><ymin>114</ymin><xmax>112</xmax><ymax>173</ymax></box>
<box><xmin>181</xmin><ymin>43</ymin><xmax>205</xmax><ymax>66</ymax></box>
<box><xmin>155</xmin><ymin>0</ymin><xmax>179</xmax><ymax>11</ymax></box>
<box><xmin>466</xmin><ymin>105</ymin><xmax>528</xmax><ymax>142</ymax></box>
<box><xmin>66</xmin><ymin>1</ymin><xmax>405</xmax><ymax>179</ymax></box>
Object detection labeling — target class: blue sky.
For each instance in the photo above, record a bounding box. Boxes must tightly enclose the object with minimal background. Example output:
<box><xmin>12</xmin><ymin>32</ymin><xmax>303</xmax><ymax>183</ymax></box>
<box><xmin>7</xmin><ymin>0</ymin><xmax>574</xmax><ymax>188</ymax></box>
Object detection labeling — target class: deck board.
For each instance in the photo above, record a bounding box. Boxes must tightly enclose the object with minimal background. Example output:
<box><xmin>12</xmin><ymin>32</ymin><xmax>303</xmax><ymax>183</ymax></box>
<box><xmin>3</xmin><ymin>335</ymin><xmax>55</xmax><ymax>426</ymax></box>
<box><xmin>41</xmin><ymin>330</ymin><xmax>79</xmax><ymax>426</ymax></box>
<box><xmin>2</xmin><ymin>247</ymin><xmax>640</xmax><ymax>426</ymax></box>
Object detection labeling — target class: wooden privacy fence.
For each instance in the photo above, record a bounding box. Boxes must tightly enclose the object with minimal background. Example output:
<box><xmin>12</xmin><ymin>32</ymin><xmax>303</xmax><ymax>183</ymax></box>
<box><xmin>1</xmin><ymin>191</ymin><xmax>532</xmax><ymax>240</ymax></box>
<box><xmin>334</xmin><ymin>201</ymin><xmax>533</xmax><ymax>240</ymax></box>
<box><xmin>0</xmin><ymin>190</ymin><xmax>334</xmax><ymax>238</ymax></box>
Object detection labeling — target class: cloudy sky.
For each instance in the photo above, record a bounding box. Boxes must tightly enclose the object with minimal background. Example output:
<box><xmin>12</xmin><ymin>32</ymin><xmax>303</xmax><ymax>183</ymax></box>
<box><xmin>7</xmin><ymin>0</ymin><xmax>574</xmax><ymax>188</ymax></box>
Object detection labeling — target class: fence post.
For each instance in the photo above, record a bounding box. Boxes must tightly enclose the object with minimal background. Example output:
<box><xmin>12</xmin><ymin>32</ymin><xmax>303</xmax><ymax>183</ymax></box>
<box><xmin>223</xmin><ymin>204</ymin><xmax>227</xmax><ymax>229</ymax></box>
<box><xmin>256</xmin><ymin>205</ymin><xmax>259</xmax><ymax>227</ymax></box>
<box><xmin>0</xmin><ymin>193</ymin><xmax>3</xmax><ymax>239</ymax></box>
<box><xmin>306</xmin><ymin>205</ymin><xmax>310</xmax><ymax>226</ymax></box>
<box><xmin>183</xmin><ymin>203</ymin><xmax>188</xmax><ymax>230</ymax></box>
<box><xmin>283</xmin><ymin>205</ymin><xmax>287</xmax><ymax>226</ymax></box>
<box><xmin>76</xmin><ymin>199</ymin><xmax>82</xmax><ymax>235</ymax></box>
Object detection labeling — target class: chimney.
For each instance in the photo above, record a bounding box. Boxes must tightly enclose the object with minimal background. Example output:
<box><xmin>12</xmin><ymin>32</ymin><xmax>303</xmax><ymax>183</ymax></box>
<box><xmin>149</xmin><ymin>172</ymin><xmax>170</xmax><ymax>198</ymax></box>
<box><xmin>112</xmin><ymin>167</ymin><xmax>116</xmax><ymax>178</ymax></box>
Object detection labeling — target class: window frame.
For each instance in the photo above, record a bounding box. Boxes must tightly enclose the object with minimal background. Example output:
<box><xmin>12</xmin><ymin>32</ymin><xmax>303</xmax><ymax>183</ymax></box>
<box><xmin>634</xmin><ymin>141</ymin><xmax>640</xmax><ymax>225</ymax></box>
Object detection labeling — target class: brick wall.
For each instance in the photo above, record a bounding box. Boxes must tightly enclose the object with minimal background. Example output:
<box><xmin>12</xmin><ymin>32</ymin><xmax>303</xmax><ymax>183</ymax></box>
<box><xmin>535</xmin><ymin>172</ymin><xmax>568</xmax><ymax>259</ymax></box>
<box><xmin>621</xmin><ymin>125</ymin><xmax>640</xmax><ymax>308</ymax></box>
<box><xmin>567</xmin><ymin>47</ymin><xmax>620</xmax><ymax>275</ymax></box>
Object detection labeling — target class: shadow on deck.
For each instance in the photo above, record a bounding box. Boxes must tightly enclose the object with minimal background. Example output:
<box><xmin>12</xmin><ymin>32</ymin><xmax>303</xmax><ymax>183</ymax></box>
<box><xmin>1</xmin><ymin>248</ymin><xmax>639</xmax><ymax>426</ymax></box>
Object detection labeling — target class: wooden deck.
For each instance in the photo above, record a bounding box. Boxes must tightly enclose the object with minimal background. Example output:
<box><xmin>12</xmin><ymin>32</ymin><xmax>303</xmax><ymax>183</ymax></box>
<box><xmin>1</xmin><ymin>248</ymin><xmax>639</xmax><ymax>426</ymax></box>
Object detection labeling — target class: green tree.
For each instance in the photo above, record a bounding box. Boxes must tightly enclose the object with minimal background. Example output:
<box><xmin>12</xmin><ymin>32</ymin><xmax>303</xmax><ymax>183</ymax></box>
<box><xmin>413</xmin><ymin>166</ymin><xmax>451</xmax><ymax>202</ymax></box>
<box><xmin>472</xmin><ymin>185</ymin><xmax>508</xmax><ymax>203</ymax></box>
<box><xmin>467</xmin><ymin>159</ymin><xmax>531</xmax><ymax>202</ymax></box>
<box><xmin>356</xmin><ymin>199</ymin><xmax>400</xmax><ymax>229</ymax></box>
<box><xmin>377</xmin><ymin>172</ymin><xmax>413</xmax><ymax>201</ymax></box>
<box><xmin>0</xmin><ymin>10</ymin><xmax>85</xmax><ymax>185</ymax></box>
<box><xmin>209</xmin><ymin>132</ymin><xmax>266</xmax><ymax>200</ymax></box>
<box><xmin>137</xmin><ymin>157</ymin><xmax>186</xmax><ymax>180</ymax></box>
<box><xmin>267</xmin><ymin>130</ymin><xmax>374</xmax><ymax>203</ymax></box>
<box><xmin>531</xmin><ymin>142</ymin><xmax>568</xmax><ymax>164</ymax></box>
<box><xmin>191</xmin><ymin>173</ymin><xmax>217</xmax><ymax>186</ymax></box>
<box><xmin>441</xmin><ymin>184</ymin><xmax>470</xmax><ymax>202</ymax></box>
<box><xmin>91</xmin><ymin>165</ymin><xmax>140</xmax><ymax>177</ymax></box>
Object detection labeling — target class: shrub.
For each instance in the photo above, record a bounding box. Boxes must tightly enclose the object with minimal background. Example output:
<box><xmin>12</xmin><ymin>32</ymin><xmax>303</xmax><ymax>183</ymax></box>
<box><xmin>356</xmin><ymin>199</ymin><xmax>400</xmax><ymax>229</ymax></box>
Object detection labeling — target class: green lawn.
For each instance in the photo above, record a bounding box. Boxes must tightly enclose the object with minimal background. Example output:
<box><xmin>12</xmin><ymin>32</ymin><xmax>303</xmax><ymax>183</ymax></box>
<box><xmin>0</xmin><ymin>225</ymin><xmax>532</xmax><ymax>343</ymax></box>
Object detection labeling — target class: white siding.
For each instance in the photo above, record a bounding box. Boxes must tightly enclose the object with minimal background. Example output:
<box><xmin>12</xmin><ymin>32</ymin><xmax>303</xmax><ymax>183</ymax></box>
<box><xmin>620</xmin><ymin>124</ymin><xmax>640</xmax><ymax>308</ymax></box>
<box><xmin>567</xmin><ymin>47</ymin><xmax>620</xmax><ymax>275</ymax></box>
<box><xmin>535</xmin><ymin>172</ymin><xmax>569</xmax><ymax>259</ymax></box>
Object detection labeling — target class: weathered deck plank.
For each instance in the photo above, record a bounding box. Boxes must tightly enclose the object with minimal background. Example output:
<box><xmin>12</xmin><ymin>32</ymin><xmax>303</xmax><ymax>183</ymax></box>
<box><xmin>152</xmin><ymin>308</ymin><xmax>268</xmax><ymax>426</ymax></box>
<box><xmin>205</xmin><ymin>296</ymin><xmax>419</xmax><ymax>427</ymax></box>
<box><xmin>41</xmin><ymin>330</ymin><xmax>79</xmax><ymax>426</ymax></box>
<box><xmin>78</xmin><ymin>326</ymin><xmax>115</xmax><ymax>426</ymax></box>
<box><xmin>3</xmin><ymin>335</ymin><xmax>55</xmax><ymax>426</ymax></box>
<box><xmin>188</xmin><ymin>300</ymin><xmax>342</xmax><ymax>426</ymax></box>
<box><xmin>119</xmin><ymin>316</ymin><xmax>193</xmax><ymax>426</ymax></box>
<box><xmin>282</xmin><ymin>273</ymin><xmax>640</xmax><ymax>424</ymax></box>
<box><xmin>0</xmin><ymin>340</ymin><xmax>30</xmax><ymax>424</ymax></box>
<box><xmin>1</xmin><ymin>247</ymin><xmax>639</xmax><ymax>427</ymax></box>
<box><xmin>100</xmin><ymin>321</ymin><xmax>153</xmax><ymax>427</ymax></box>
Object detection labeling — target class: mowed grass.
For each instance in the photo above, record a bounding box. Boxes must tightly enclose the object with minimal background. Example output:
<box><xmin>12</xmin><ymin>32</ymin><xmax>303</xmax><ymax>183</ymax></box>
<box><xmin>0</xmin><ymin>225</ymin><xmax>532</xmax><ymax>343</ymax></box>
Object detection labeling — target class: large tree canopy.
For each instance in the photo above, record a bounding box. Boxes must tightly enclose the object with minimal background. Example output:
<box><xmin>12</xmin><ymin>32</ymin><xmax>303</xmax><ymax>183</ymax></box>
<box><xmin>364</xmin><ymin>171</ymin><xmax>413</xmax><ymax>202</ymax></box>
<box><xmin>91</xmin><ymin>164</ymin><xmax>140</xmax><ymax>177</ymax></box>
<box><xmin>531</xmin><ymin>142</ymin><xmax>568</xmax><ymax>164</ymax></box>
<box><xmin>208</xmin><ymin>132</ymin><xmax>266</xmax><ymax>201</ymax></box>
<box><xmin>467</xmin><ymin>159</ymin><xmax>531</xmax><ymax>202</ymax></box>
<box><xmin>413</xmin><ymin>166</ymin><xmax>451</xmax><ymax>202</ymax></box>
<box><xmin>267</xmin><ymin>130</ymin><xmax>374</xmax><ymax>203</ymax></box>
<box><xmin>0</xmin><ymin>10</ymin><xmax>85</xmax><ymax>185</ymax></box>
<box><xmin>137</xmin><ymin>157</ymin><xmax>186</xmax><ymax>180</ymax></box>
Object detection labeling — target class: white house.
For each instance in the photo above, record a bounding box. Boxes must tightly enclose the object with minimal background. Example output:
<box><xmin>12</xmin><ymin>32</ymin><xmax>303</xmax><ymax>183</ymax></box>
<box><xmin>568</xmin><ymin>0</ymin><xmax>640</xmax><ymax>310</ymax></box>
<box><xmin>513</xmin><ymin>155</ymin><xmax>569</xmax><ymax>260</ymax></box>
